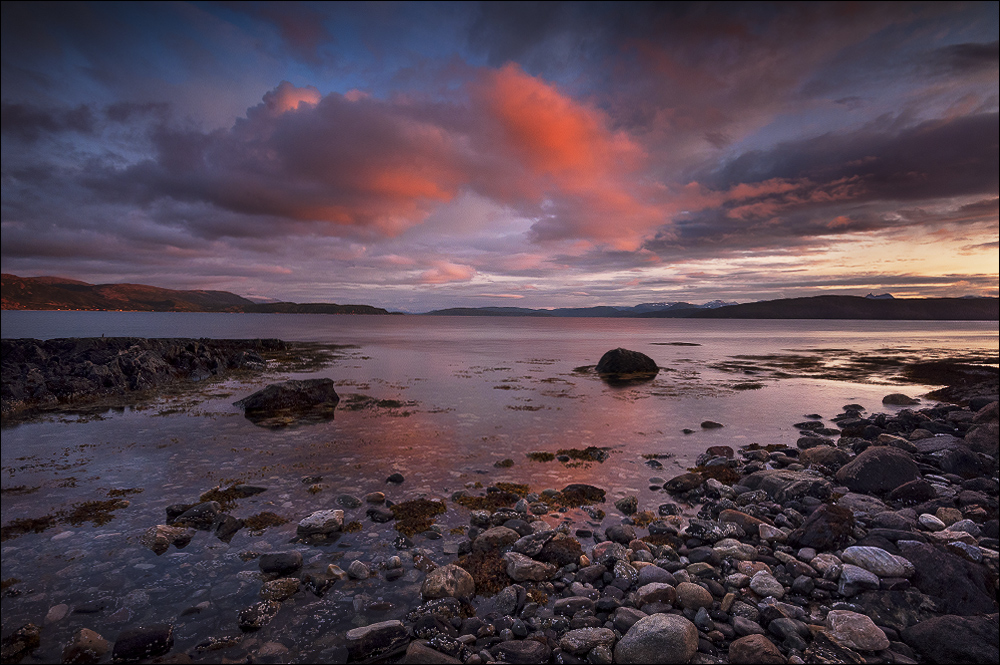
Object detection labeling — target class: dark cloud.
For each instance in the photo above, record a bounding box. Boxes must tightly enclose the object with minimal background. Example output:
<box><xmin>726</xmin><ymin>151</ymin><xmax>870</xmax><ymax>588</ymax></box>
<box><xmin>926</xmin><ymin>40</ymin><xmax>999</xmax><ymax>76</ymax></box>
<box><xmin>0</xmin><ymin>102</ymin><xmax>96</xmax><ymax>141</ymax></box>
<box><xmin>709</xmin><ymin>113</ymin><xmax>999</xmax><ymax>202</ymax></box>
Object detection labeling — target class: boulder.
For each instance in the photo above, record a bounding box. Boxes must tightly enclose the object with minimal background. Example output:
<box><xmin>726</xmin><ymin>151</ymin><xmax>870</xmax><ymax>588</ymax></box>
<box><xmin>614</xmin><ymin>614</ymin><xmax>698</xmax><ymax>664</ymax></box>
<box><xmin>882</xmin><ymin>393</ymin><xmax>919</xmax><ymax>405</ymax></box>
<box><xmin>835</xmin><ymin>447</ymin><xmax>919</xmax><ymax>495</ymax></box>
<box><xmin>421</xmin><ymin>564</ymin><xmax>475</xmax><ymax>600</ymax></box>
<box><xmin>896</xmin><ymin>540</ymin><xmax>996</xmax><ymax>615</ymax></box>
<box><xmin>235</xmin><ymin>378</ymin><xmax>339</xmax><ymax>413</ymax></box>
<box><xmin>62</xmin><ymin>628</ymin><xmax>109</xmax><ymax>664</ymax></box>
<box><xmin>595</xmin><ymin>348</ymin><xmax>658</xmax><ymax>376</ymax></box>
<box><xmin>559</xmin><ymin>627</ymin><xmax>616</xmax><ymax>655</ymax></box>
<box><xmin>965</xmin><ymin>422</ymin><xmax>998</xmax><ymax>455</ymax></box>
<box><xmin>902</xmin><ymin>614</ymin><xmax>999</xmax><ymax>664</ymax></box>
<box><xmin>491</xmin><ymin>639</ymin><xmax>551</xmax><ymax>664</ymax></box>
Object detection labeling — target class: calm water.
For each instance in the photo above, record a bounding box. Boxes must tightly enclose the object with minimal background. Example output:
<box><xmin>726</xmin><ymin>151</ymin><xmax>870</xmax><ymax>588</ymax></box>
<box><xmin>1</xmin><ymin>312</ymin><xmax>997</xmax><ymax>662</ymax></box>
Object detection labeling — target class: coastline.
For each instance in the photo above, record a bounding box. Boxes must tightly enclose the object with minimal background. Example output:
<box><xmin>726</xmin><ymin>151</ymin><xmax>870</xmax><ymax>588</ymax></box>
<box><xmin>1</xmin><ymin>336</ymin><xmax>997</xmax><ymax>663</ymax></box>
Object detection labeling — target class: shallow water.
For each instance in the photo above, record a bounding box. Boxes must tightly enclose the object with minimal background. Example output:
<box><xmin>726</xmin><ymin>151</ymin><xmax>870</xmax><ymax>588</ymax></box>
<box><xmin>1</xmin><ymin>313</ymin><xmax>997</xmax><ymax>661</ymax></box>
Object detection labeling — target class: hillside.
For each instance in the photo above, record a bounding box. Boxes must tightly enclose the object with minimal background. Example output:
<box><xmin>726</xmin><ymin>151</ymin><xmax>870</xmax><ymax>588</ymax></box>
<box><xmin>690</xmin><ymin>295</ymin><xmax>999</xmax><ymax>320</ymax></box>
<box><xmin>1</xmin><ymin>274</ymin><xmax>390</xmax><ymax>315</ymax></box>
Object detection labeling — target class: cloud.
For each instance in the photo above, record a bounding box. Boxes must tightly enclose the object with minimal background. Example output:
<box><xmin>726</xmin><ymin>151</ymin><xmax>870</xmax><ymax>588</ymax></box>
<box><xmin>419</xmin><ymin>261</ymin><xmax>476</xmax><ymax>284</ymax></box>
<box><xmin>0</xmin><ymin>102</ymin><xmax>96</xmax><ymax>141</ymax></box>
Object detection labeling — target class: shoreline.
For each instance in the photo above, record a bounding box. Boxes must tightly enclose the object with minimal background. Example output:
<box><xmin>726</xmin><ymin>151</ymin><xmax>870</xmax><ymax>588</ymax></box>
<box><xmin>1</xmin><ymin>339</ymin><xmax>998</xmax><ymax>663</ymax></box>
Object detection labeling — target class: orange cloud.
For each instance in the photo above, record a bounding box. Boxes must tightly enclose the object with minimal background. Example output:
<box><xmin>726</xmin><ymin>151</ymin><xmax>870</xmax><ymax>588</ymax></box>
<box><xmin>419</xmin><ymin>261</ymin><xmax>476</xmax><ymax>284</ymax></box>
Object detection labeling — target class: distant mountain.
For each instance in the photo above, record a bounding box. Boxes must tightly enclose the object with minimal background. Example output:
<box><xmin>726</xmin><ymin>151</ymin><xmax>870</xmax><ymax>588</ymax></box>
<box><xmin>425</xmin><ymin>307</ymin><xmax>553</xmax><ymax>317</ymax></box>
<box><xmin>1</xmin><ymin>274</ymin><xmax>390</xmax><ymax>315</ymax></box>
<box><xmin>691</xmin><ymin>295</ymin><xmax>998</xmax><ymax>320</ymax></box>
<box><xmin>865</xmin><ymin>292</ymin><xmax>895</xmax><ymax>300</ymax></box>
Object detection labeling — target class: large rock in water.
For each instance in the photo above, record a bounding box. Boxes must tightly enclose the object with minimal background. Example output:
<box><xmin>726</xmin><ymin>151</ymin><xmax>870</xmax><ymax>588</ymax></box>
<box><xmin>834</xmin><ymin>446</ymin><xmax>919</xmax><ymax>494</ymax></box>
<box><xmin>895</xmin><ymin>540</ymin><xmax>997</xmax><ymax>615</ymax></box>
<box><xmin>235</xmin><ymin>379</ymin><xmax>339</xmax><ymax>413</ymax></box>
<box><xmin>595</xmin><ymin>348</ymin><xmax>658</xmax><ymax>382</ymax></box>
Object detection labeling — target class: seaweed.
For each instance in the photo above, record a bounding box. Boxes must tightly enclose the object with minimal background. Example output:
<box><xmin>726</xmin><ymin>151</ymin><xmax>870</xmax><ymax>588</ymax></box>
<box><xmin>526</xmin><ymin>452</ymin><xmax>556</xmax><ymax>462</ymax></box>
<box><xmin>391</xmin><ymin>499</ymin><xmax>447</xmax><ymax>537</ymax></box>
<box><xmin>689</xmin><ymin>465</ymin><xmax>741</xmax><ymax>485</ymax></box>
<box><xmin>244</xmin><ymin>512</ymin><xmax>288</xmax><ymax>533</ymax></box>
<box><xmin>455</xmin><ymin>550</ymin><xmax>512</xmax><ymax>597</ymax></box>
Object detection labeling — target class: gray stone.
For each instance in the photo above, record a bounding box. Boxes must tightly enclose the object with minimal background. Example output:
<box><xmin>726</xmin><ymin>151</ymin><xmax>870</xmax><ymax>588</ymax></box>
<box><xmin>473</xmin><ymin>526</ymin><xmax>519</xmax><ymax>552</ymax></box>
<box><xmin>555</xmin><ymin>596</ymin><xmax>596</xmax><ymax>615</ymax></box>
<box><xmin>491</xmin><ymin>639</ymin><xmax>551</xmax><ymax>664</ymax></box>
<box><xmin>835</xmin><ymin>447</ymin><xmax>919</xmax><ymax>495</ymax></box>
<box><xmin>238</xmin><ymin>601</ymin><xmax>280</xmax><ymax>631</ymax></box>
<box><xmin>503</xmin><ymin>552</ymin><xmax>556</xmax><ymax>582</ymax></box>
<box><xmin>749</xmin><ymin>571</ymin><xmax>785</xmax><ymax>599</ymax></box>
<box><xmin>732</xmin><ymin>616</ymin><xmax>766</xmax><ymax>636</ymax></box>
<box><xmin>614</xmin><ymin>614</ymin><xmax>698</xmax><ymax>664</ymax></box>
<box><xmin>902</xmin><ymin>614</ymin><xmax>999</xmax><ymax>664</ymax></box>
<box><xmin>636</xmin><ymin>565</ymin><xmax>675</xmax><ymax>586</ymax></box>
<box><xmin>512</xmin><ymin>530</ymin><xmax>556</xmax><ymax>557</ymax></box>
<box><xmin>296</xmin><ymin>509</ymin><xmax>344</xmax><ymax>537</ymax></box>
<box><xmin>841</xmin><ymin>546</ymin><xmax>913</xmax><ymax>578</ymax></box>
<box><xmin>837</xmin><ymin>564</ymin><xmax>880</xmax><ymax>597</ymax></box>
<box><xmin>559</xmin><ymin>627</ymin><xmax>616</xmax><ymax>655</ymax></box>
<box><xmin>421</xmin><ymin>564</ymin><xmax>475</xmax><ymax>600</ymax></box>
<box><xmin>347</xmin><ymin>560</ymin><xmax>370</xmax><ymax>580</ymax></box>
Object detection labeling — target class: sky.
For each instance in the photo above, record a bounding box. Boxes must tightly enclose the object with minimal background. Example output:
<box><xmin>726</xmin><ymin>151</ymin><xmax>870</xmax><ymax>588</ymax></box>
<box><xmin>1</xmin><ymin>2</ymin><xmax>997</xmax><ymax>311</ymax></box>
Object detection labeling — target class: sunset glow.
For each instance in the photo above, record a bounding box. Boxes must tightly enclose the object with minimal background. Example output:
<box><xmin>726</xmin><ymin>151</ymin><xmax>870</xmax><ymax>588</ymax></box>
<box><xmin>1</xmin><ymin>2</ymin><xmax>997</xmax><ymax>309</ymax></box>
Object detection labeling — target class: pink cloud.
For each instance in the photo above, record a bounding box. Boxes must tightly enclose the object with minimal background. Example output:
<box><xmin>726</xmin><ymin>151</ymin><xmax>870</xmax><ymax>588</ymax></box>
<box><xmin>418</xmin><ymin>261</ymin><xmax>476</xmax><ymax>284</ymax></box>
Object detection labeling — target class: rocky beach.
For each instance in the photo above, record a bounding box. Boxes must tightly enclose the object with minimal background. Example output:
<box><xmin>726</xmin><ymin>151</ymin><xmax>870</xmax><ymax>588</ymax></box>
<box><xmin>2</xmin><ymin>336</ymin><xmax>998</xmax><ymax>664</ymax></box>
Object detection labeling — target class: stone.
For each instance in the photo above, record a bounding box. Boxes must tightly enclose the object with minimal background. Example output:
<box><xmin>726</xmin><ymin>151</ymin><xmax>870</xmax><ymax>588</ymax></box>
<box><xmin>615</xmin><ymin>496</ymin><xmax>639</xmax><ymax>515</ymax></box>
<box><xmin>473</xmin><ymin>526</ymin><xmax>519</xmax><ymax>552</ymax></box>
<box><xmin>346</xmin><ymin>620</ymin><xmax>408</xmax><ymax>660</ymax></box>
<box><xmin>728</xmin><ymin>634</ymin><xmax>785</xmax><ymax>664</ymax></box>
<box><xmin>749</xmin><ymin>571</ymin><xmax>785</xmax><ymax>599</ymax></box>
<box><xmin>614</xmin><ymin>607</ymin><xmax>648</xmax><ymax>633</ymax></box>
<box><xmin>62</xmin><ymin>628</ymin><xmax>109</xmax><ymax>664</ymax></box>
<box><xmin>719</xmin><ymin>509</ymin><xmax>772</xmax><ymax>533</ymax></box>
<box><xmin>606</xmin><ymin>524</ymin><xmax>637</xmax><ymax>544</ymax></box>
<box><xmin>837</xmin><ymin>492</ymin><xmax>888</xmax><ymax>518</ymax></box>
<box><xmin>664</xmin><ymin>473</ymin><xmax>703</xmax><ymax>494</ymax></box>
<box><xmin>837</xmin><ymin>564</ymin><xmax>880</xmax><ymax>597</ymax></box>
<box><xmin>238</xmin><ymin>601</ymin><xmax>280</xmax><ymax>631</ymax></box>
<box><xmin>965</xmin><ymin>422</ymin><xmax>999</xmax><ymax>455</ymax></box>
<box><xmin>887</xmin><ymin>479</ymin><xmax>937</xmax><ymax>504</ymax></box>
<box><xmin>918</xmin><ymin>513</ymin><xmax>946</xmax><ymax>531</ymax></box>
<box><xmin>491</xmin><ymin>639</ymin><xmax>551</xmax><ymax>664</ymax></box>
<box><xmin>139</xmin><ymin>525</ymin><xmax>193</xmax><ymax>555</ymax></box>
<box><xmin>538</xmin><ymin>532</ymin><xmax>583</xmax><ymax>566</ymax></box>
<box><xmin>713</xmin><ymin>537</ymin><xmax>757</xmax><ymax>560</ymax></box>
<box><xmin>788</xmin><ymin>504</ymin><xmax>854</xmax><ymax>550</ymax></box>
<box><xmin>740</xmin><ymin>468</ymin><xmax>833</xmax><ymax>503</ymax></box>
<box><xmin>111</xmin><ymin>624</ymin><xmax>174</xmax><ymax>661</ymax></box>
<box><xmin>559</xmin><ymin>627</ymin><xmax>616</xmax><ymax>655</ymax></box>
<box><xmin>882</xmin><ymin>393</ymin><xmax>919</xmax><ymax>405</ymax></box>
<box><xmin>347</xmin><ymin>560</ymin><xmax>370</xmax><ymax>580</ymax></box>
<box><xmin>675</xmin><ymin>581</ymin><xmax>712</xmax><ymax>609</ymax></box>
<box><xmin>259</xmin><ymin>551</ymin><xmax>303</xmax><ymax>575</ymax></box>
<box><xmin>260</xmin><ymin>578</ymin><xmax>300</xmax><ymax>601</ymax></box>
<box><xmin>296</xmin><ymin>509</ymin><xmax>344</xmax><ymax>537</ymax></box>
<box><xmin>825</xmin><ymin>610</ymin><xmax>890</xmax><ymax>651</ymax></box>
<box><xmin>841</xmin><ymin>546</ymin><xmax>913</xmax><ymax>578</ymax></box>
<box><xmin>835</xmin><ymin>447</ymin><xmax>920</xmax><ymax>495</ymax></box>
<box><xmin>336</xmin><ymin>494</ymin><xmax>362</xmax><ymax>508</ymax></box>
<box><xmin>733</xmin><ymin>616</ymin><xmax>766</xmax><ymax>636</ymax></box>
<box><xmin>0</xmin><ymin>623</ymin><xmax>40</xmax><ymax>664</ymax></box>
<box><xmin>503</xmin><ymin>552</ymin><xmax>556</xmax><ymax>582</ymax></box>
<box><xmin>234</xmin><ymin>378</ymin><xmax>339</xmax><ymax>414</ymax></box>
<box><xmin>595</xmin><ymin>348</ymin><xmax>658</xmax><ymax>376</ymax></box>
<box><xmin>512</xmin><ymin>530</ymin><xmax>556</xmax><ymax>557</ymax></box>
<box><xmin>636</xmin><ymin>565</ymin><xmax>675</xmax><ymax>586</ymax></box>
<box><xmin>171</xmin><ymin>501</ymin><xmax>221</xmax><ymax>529</ymax></box>
<box><xmin>902</xmin><ymin>614</ymin><xmax>999</xmax><ymax>664</ymax></box>
<box><xmin>421</xmin><ymin>564</ymin><xmax>475</xmax><ymax>600</ymax></box>
<box><xmin>635</xmin><ymin>582</ymin><xmax>678</xmax><ymax>607</ymax></box>
<box><xmin>896</xmin><ymin>540</ymin><xmax>996</xmax><ymax>615</ymax></box>
<box><xmin>367</xmin><ymin>506</ymin><xmax>394</xmax><ymax>522</ymax></box>
<box><xmin>401</xmin><ymin>641</ymin><xmax>462</xmax><ymax>664</ymax></box>
<box><xmin>614</xmin><ymin>614</ymin><xmax>698</xmax><ymax>664</ymax></box>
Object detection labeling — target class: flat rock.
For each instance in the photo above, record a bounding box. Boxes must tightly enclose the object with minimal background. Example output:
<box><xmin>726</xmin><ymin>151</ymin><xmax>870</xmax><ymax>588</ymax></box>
<box><xmin>559</xmin><ymin>627</ymin><xmax>616</xmax><ymax>655</ymax></box>
<box><xmin>912</xmin><ymin>434</ymin><xmax>964</xmax><ymax>454</ymax></box>
<box><xmin>62</xmin><ymin>628</ymin><xmax>109</xmax><ymax>664</ymax></box>
<box><xmin>614</xmin><ymin>613</ymin><xmax>698</xmax><ymax>664</ymax></box>
<box><xmin>346</xmin><ymin>620</ymin><xmax>408</xmax><ymax>661</ymax></box>
<box><xmin>838</xmin><ymin>564</ymin><xmax>880</xmax><ymax>596</ymax></box>
<box><xmin>491</xmin><ymin>639</ymin><xmax>551</xmax><ymax>664</ymax></box>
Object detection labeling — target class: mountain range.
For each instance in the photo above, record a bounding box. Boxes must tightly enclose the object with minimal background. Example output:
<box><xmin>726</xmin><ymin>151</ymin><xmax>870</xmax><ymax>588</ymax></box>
<box><xmin>2</xmin><ymin>274</ymin><xmax>997</xmax><ymax>320</ymax></box>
